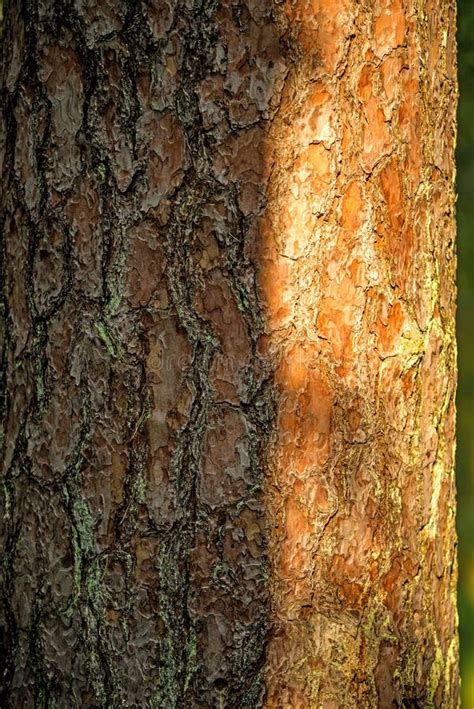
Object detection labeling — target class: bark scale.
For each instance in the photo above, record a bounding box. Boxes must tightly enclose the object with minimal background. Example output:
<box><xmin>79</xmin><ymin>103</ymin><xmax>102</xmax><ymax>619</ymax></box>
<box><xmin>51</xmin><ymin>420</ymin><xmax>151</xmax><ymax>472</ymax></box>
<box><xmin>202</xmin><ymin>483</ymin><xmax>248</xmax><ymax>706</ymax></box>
<box><xmin>0</xmin><ymin>0</ymin><xmax>458</xmax><ymax>707</ymax></box>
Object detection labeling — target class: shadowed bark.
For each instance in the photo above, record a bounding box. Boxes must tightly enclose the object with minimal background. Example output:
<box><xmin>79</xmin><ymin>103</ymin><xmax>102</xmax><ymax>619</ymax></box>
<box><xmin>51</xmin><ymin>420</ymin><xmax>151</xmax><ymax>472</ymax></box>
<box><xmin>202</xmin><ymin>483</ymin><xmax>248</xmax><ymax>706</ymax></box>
<box><xmin>0</xmin><ymin>0</ymin><xmax>458</xmax><ymax>707</ymax></box>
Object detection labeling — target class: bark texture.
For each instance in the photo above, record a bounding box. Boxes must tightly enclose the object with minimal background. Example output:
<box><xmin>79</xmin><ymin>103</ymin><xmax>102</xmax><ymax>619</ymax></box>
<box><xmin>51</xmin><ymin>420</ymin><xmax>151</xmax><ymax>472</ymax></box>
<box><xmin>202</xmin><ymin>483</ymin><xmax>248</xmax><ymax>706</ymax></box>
<box><xmin>260</xmin><ymin>2</ymin><xmax>459</xmax><ymax>706</ymax></box>
<box><xmin>0</xmin><ymin>0</ymin><xmax>458</xmax><ymax>707</ymax></box>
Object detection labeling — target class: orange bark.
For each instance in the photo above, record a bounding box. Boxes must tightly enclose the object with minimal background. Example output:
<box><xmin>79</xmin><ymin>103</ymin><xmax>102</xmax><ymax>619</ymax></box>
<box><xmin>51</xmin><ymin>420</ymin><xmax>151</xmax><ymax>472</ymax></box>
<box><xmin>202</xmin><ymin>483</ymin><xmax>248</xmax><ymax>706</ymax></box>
<box><xmin>261</xmin><ymin>0</ymin><xmax>458</xmax><ymax>705</ymax></box>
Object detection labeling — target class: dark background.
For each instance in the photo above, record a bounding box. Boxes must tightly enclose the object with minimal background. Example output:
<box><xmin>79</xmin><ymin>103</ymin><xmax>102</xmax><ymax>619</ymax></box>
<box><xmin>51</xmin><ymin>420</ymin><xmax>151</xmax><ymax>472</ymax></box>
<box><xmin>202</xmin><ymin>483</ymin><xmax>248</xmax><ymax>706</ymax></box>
<box><xmin>457</xmin><ymin>0</ymin><xmax>474</xmax><ymax>704</ymax></box>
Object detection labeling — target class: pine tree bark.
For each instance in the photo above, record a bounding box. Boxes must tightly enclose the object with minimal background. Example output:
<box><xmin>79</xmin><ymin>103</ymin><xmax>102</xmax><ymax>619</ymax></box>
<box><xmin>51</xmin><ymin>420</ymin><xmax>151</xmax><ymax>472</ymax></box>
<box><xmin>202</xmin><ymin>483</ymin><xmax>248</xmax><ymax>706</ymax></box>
<box><xmin>0</xmin><ymin>1</ymin><xmax>458</xmax><ymax>707</ymax></box>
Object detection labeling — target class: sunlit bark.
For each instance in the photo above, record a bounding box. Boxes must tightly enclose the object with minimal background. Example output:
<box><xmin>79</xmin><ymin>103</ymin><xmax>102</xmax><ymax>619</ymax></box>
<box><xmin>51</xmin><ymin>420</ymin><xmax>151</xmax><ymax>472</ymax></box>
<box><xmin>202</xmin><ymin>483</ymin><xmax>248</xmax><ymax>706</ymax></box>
<box><xmin>260</xmin><ymin>1</ymin><xmax>458</xmax><ymax>706</ymax></box>
<box><xmin>0</xmin><ymin>0</ymin><xmax>458</xmax><ymax>707</ymax></box>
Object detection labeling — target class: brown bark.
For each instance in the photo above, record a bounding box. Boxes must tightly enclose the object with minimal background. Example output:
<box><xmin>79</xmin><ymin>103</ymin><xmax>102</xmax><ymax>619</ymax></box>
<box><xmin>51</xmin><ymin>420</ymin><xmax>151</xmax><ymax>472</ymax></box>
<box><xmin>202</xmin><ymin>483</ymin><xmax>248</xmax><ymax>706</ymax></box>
<box><xmin>0</xmin><ymin>0</ymin><xmax>458</xmax><ymax>707</ymax></box>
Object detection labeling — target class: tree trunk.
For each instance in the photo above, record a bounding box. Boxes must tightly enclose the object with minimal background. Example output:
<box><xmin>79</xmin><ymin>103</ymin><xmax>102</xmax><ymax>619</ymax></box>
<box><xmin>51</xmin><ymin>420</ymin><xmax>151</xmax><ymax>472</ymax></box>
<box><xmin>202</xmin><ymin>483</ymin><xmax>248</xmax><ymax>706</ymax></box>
<box><xmin>0</xmin><ymin>0</ymin><xmax>458</xmax><ymax>707</ymax></box>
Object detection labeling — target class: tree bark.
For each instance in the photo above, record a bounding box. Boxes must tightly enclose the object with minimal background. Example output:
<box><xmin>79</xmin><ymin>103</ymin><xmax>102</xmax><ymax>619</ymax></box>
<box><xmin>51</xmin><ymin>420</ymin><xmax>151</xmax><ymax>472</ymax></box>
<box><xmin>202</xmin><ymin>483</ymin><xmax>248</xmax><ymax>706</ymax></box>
<box><xmin>0</xmin><ymin>1</ymin><xmax>458</xmax><ymax>707</ymax></box>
